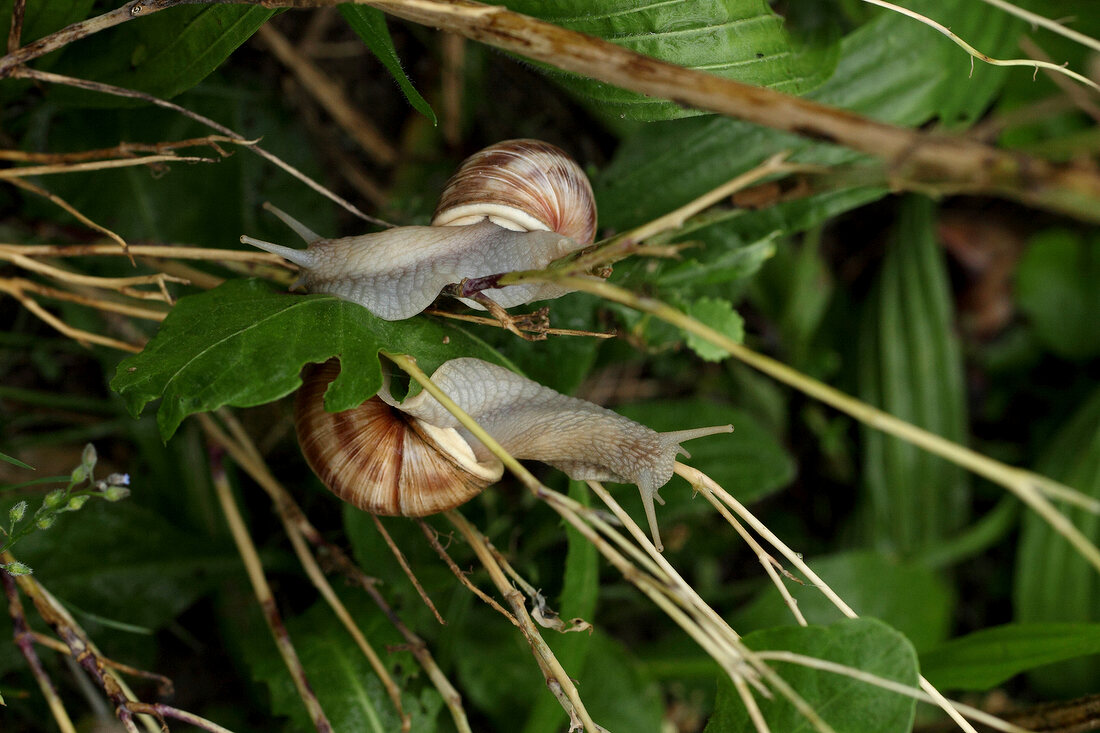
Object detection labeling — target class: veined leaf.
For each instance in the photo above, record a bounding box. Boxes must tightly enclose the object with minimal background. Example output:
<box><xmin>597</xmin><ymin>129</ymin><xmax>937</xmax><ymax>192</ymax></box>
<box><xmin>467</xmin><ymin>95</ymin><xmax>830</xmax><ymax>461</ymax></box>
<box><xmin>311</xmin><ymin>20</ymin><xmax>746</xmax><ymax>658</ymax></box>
<box><xmin>504</xmin><ymin>0</ymin><xmax>838</xmax><ymax>121</ymax></box>
<box><xmin>858</xmin><ymin>196</ymin><xmax>968</xmax><ymax>556</ymax></box>
<box><xmin>1015</xmin><ymin>387</ymin><xmax>1100</xmax><ymax>695</ymax></box>
<box><xmin>110</xmin><ymin>279</ymin><xmax>511</xmax><ymax>441</ymax></box>
<box><xmin>921</xmin><ymin>623</ymin><xmax>1100</xmax><ymax>691</ymax></box>
<box><xmin>706</xmin><ymin>618</ymin><xmax>918</xmax><ymax>733</ymax></box>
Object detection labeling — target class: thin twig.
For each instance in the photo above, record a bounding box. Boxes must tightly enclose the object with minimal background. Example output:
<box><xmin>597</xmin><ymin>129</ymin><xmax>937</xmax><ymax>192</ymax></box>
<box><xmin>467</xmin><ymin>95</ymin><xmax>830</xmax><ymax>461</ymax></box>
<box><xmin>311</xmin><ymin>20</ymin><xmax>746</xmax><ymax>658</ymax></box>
<box><xmin>0</xmin><ymin>154</ymin><xmax>215</xmax><ymax>178</ymax></box>
<box><xmin>371</xmin><ymin>515</ymin><xmax>446</xmax><ymax>625</ymax></box>
<box><xmin>976</xmin><ymin>0</ymin><xmax>1100</xmax><ymax>55</ymax></box>
<box><xmin>208</xmin><ymin>447</ymin><xmax>334</xmax><ymax>733</ymax></box>
<box><xmin>123</xmin><ymin>702</ymin><xmax>240</xmax><ymax>733</ymax></box>
<box><xmin>0</xmin><ymin>243</ymin><xmax>291</xmax><ymax>266</ymax></box>
<box><xmin>6</xmin><ymin>178</ymin><xmax>130</xmax><ymax>257</ymax></box>
<box><xmin>0</xmin><ymin>280</ymin><xmax>144</xmax><ymax>352</ymax></box>
<box><xmin>0</xmin><ymin>135</ymin><xmax>251</xmax><ymax>163</ymax></box>
<box><xmin>0</xmin><ymin>249</ymin><xmax>186</xmax><ymax>300</ymax></box>
<box><xmin>418</xmin><ymin>520</ymin><xmax>517</xmax><ymax>625</ymax></box>
<box><xmin>2</xmin><ymin>570</ymin><xmax>78</xmax><ymax>733</ymax></box>
<box><xmin>423</xmin><ymin>308</ymin><xmax>615</xmax><ymax>338</ymax></box>
<box><xmin>0</xmin><ymin>278</ymin><xmax>168</xmax><ymax>321</ymax></box>
<box><xmin>6</xmin><ymin>0</ymin><xmax>25</xmax><ymax>53</ymax></box>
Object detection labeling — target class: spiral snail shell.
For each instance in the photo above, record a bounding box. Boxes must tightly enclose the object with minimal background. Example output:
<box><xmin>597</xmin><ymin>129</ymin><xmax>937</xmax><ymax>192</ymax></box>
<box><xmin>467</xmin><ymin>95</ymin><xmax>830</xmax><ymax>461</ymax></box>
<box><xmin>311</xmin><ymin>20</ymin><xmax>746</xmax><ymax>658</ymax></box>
<box><xmin>241</xmin><ymin>140</ymin><xmax>597</xmax><ymax>320</ymax></box>
<box><xmin>295</xmin><ymin>357</ymin><xmax>732</xmax><ymax>550</ymax></box>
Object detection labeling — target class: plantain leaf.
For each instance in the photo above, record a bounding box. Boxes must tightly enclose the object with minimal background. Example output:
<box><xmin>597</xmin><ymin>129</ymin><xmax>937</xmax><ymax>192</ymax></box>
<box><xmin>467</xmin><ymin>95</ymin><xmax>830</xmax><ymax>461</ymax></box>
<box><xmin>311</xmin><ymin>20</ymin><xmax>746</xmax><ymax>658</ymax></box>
<box><xmin>503</xmin><ymin>0</ymin><xmax>838</xmax><ymax>121</ymax></box>
<box><xmin>1014</xmin><ymin>387</ymin><xmax>1100</xmax><ymax>695</ymax></box>
<box><xmin>51</xmin><ymin>5</ymin><xmax>273</xmax><ymax>104</ymax></box>
<box><xmin>706</xmin><ymin>618</ymin><xmax>918</xmax><ymax>733</ymax></box>
<box><xmin>338</xmin><ymin>5</ymin><xmax>437</xmax><ymax>124</ymax></box>
<box><xmin>110</xmin><ymin>279</ymin><xmax>511</xmax><ymax>441</ymax></box>
<box><xmin>921</xmin><ymin>623</ymin><xmax>1100</xmax><ymax>691</ymax></box>
<box><xmin>857</xmin><ymin>196</ymin><xmax>969</xmax><ymax>556</ymax></box>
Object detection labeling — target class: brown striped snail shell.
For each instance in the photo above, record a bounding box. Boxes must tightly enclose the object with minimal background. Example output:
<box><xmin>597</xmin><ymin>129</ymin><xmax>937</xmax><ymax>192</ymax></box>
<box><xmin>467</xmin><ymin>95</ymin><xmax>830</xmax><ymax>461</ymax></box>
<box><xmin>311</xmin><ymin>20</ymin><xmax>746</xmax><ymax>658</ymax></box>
<box><xmin>241</xmin><ymin>139</ymin><xmax>597</xmax><ymax>321</ymax></box>
<box><xmin>295</xmin><ymin>360</ymin><xmax>503</xmax><ymax>517</ymax></box>
<box><xmin>296</xmin><ymin>357</ymin><xmax>732</xmax><ymax>550</ymax></box>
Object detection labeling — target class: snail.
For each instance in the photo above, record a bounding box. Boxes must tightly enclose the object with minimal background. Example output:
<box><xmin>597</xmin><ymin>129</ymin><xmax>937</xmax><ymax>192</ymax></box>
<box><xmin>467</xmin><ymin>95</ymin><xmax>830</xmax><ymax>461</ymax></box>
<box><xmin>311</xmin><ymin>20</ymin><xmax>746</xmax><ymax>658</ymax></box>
<box><xmin>241</xmin><ymin>140</ymin><xmax>598</xmax><ymax>320</ymax></box>
<box><xmin>296</xmin><ymin>357</ymin><xmax>733</xmax><ymax>550</ymax></box>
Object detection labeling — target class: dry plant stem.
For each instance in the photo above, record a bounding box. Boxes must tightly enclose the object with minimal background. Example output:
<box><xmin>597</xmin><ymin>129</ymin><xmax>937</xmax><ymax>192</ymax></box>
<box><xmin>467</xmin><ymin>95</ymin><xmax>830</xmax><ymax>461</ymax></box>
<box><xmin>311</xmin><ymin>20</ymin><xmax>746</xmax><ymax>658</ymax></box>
<box><xmin>751</xmin><ymin>652</ymin><xmax>1031</xmax><ymax>733</ymax></box>
<box><xmin>499</xmin><ymin>273</ymin><xmax>1100</xmax><ymax>578</ymax></box>
<box><xmin>8</xmin><ymin>2</ymin><xmax>1100</xmax><ymax>220</ymax></box>
<box><xmin>423</xmin><ymin>308</ymin><xmax>615</xmax><ymax>338</ymax></box>
<box><xmin>370</xmin><ymin>515</ymin><xmax>446</xmax><ymax>625</ymax></box>
<box><xmin>1</xmin><ymin>243</ymin><xmax>290</xmax><ymax>267</ymax></box>
<box><xmin>7</xmin><ymin>178</ymin><xmax>129</xmax><ymax>256</ymax></box>
<box><xmin>0</xmin><ymin>279</ymin><xmax>144</xmax><ymax>352</ymax></box>
<box><xmin>4</xmin><ymin>558</ymin><xmax>161</xmax><ymax>733</ymax></box>
<box><xmin>0</xmin><ymin>154</ymin><xmax>215</xmax><ymax>178</ymax></box>
<box><xmin>6</xmin><ymin>0</ymin><xmax>24</xmax><ymax>52</ymax></box>
<box><xmin>670</xmin><ymin>465</ymin><xmax>807</xmax><ymax>627</ymax></box>
<box><xmin>687</xmin><ymin>469</ymin><xmax>979</xmax><ymax>733</ymax></box>
<box><xmin>256</xmin><ymin>24</ymin><xmax>398</xmax><ymax>166</ymax></box>
<box><xmin>199</xmin><ymin>414</ymin><xmax>473</xmax><ymax>733</ymax></box>
<box><xmin>0</xmin><ymin>135</ymin><xmax>251</xmax><ymax>163</ymax></box>
<box><xmin>0</xmin><ymin>249</ymin><xmax>185</xmax><ymax>300</ymax></box>
<box><xmin>417</xmin><ymin>520</ymin><xmax>519</xmax><ymax>625</ymax></box>
<box><xmin>122</xmin><ymin>702</ymin><xmax>239</xmax><ymax>733</ymax></box>
<box><xmin>977</xmin><ymin>0</ymin><xmax>1100</xmax><ymax>55</ymax></box>
<box><xmin>440</xmin><ymin>32</ymin><xmax>465</xmax><ymax>147</ymax></box>
<box><xmin>9</xmin><ymin>67</ymin><xmax>389</xmax><ymax>228</ymax></box>
<box><xmin>0</xmin><ymin>278</ymin><xmax>168</xmax><ymax>321</ymax></box>
<box><xmin>2</xmin><ymin>570</ymin><xmax>77</xmax><ymax>733</ymax></box>
<box><xmin>209</xmin><ymin>449</ymin><xmax>334</xmax><ymax>733</ymax></box>
<box><xmin>859</xmin><ymin>0</ymin><xmax>1099</xmax><ymax>91</ymax></box>
<box><xmin>444</xmin><ymin>509</ymin><xmax>603</xmax><ymax>733</ymax></box>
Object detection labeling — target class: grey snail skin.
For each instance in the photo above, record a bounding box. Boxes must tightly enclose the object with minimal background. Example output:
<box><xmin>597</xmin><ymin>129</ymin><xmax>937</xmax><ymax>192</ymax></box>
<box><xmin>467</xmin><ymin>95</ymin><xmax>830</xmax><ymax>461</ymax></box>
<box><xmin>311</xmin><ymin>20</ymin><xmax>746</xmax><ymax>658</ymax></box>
<box><xmin>241</xmin><ymin>140</ymin><xmax>598</xmax><ymax>320</ymax></box>
<box><xmin>295</xmin><ymin>358</ymin><xmax>733</xmax><ymax>551</ymax></box>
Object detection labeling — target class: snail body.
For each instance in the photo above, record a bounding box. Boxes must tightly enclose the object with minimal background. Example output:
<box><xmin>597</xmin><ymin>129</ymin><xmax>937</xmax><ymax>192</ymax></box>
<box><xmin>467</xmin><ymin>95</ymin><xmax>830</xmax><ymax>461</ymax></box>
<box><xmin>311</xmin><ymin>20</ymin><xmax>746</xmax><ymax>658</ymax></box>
<box><xmin>296</xmin><ymin>357</ymin><xmax>733</xmax><ymax>550</ymax></box>
<box><xmin>242</xmin><ymin>140</ymin><xmax>597</xmax><ymax>320</ymax></box>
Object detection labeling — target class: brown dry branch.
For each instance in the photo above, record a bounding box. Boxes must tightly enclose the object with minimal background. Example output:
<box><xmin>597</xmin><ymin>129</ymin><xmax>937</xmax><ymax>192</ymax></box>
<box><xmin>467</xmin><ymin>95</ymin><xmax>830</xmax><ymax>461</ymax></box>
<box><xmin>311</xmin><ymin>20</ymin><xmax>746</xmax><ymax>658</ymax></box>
<box><xmin>0</xmin><ymin>278</ymin><xmax>168</xmax><ymax>321</ymax></box>
<box><xmin>199</xmin><ymin>412</ymin><xmax>474</xmax><ymax>733</ymax></box>
<box><xmin>4</xmin><ymin>0</ymin><xmax>1100</xmax><ymax>218</ymax></box>
<box><xmin>256</xmin><ymin>24</ymin><xmax>398</xmax><ymax>166</ymax></box>
<box><xmin>417</xmin><ymin>519</ymin><xmax>518</xmax><ymax>625</ymax></box>
<box><xmin>6</xmin><ymin>178</ymin><xmax>130</xmax><ymax>256</ymax></box>
<box><xmin>0</xmin><ymin>154</ymin><xmax>215</xmax><ymax>179</ymax></box>
<box><xmin>2</xmin><ymin>569</ymin><xmax>77</xmax><ymax>733</ymax></box>
<box><xmin>0</xmin><ymin>279</ymin><xmax>145</xmax><ymax>352</ymax></box>
<box><xmin>9</xmin><ymin>67</ymin><xmax>391</xmax><ymax>228</ymax></box>
<box><xmin>423</xmin><ymin>308</ymin><xmax>615</xmax><ymax>338</ymax></box>
<box><xmin>370</xmin><ymin>515</ymin><xmax>446</xmax><ymax>625</ymax></box>
<box><xmin>208</xmin><ymin>447</ymin><xmax>334</xmax><ymax>733</ymax></box>
<box><xmin>440</xmin><ymin>32</ymin><xmax>465</xmax><ymax>147</ymax></box>
<box><xmin>445</xmin><ymin>509</ymin><xmax>602</xmax><ymax>733</ymax></box>
<box><xmin>0</xmin><ymin>249</ymin><xmax>186</xmax><ymax>301</ymax></box>
<box><xmin>6</xmin><ymin>0</ymin><xmax>24</xmax><ymax>53</ymax></box>
<box><xmin>0</xmin><ymin>135</ymin><xmax>249</xmax><ymax>163</ymax></box>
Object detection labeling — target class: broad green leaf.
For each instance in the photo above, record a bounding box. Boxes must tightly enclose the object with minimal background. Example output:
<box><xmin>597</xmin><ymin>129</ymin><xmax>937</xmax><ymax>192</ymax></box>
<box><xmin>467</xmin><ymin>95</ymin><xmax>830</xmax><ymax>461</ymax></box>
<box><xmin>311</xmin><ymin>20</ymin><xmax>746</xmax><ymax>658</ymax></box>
<box><xmin>858</xmin><ymin>196</ymin><xmax>968</xmax><ymax>556</ymax></box>
<box><xmin>52</xmin><ymin>6</ymin><xmax>272</xmax><ymax>103</ymax></box>
<box><xmin>110</xmin><ymin>279</ymin><xmax>510</xmax><ymax>441</ymax></box>
<box><xmin>339</xmin><ymin>5</ymin><xmax>437</xmax><ymax>124</ymax></box>
<box><xmin>921</xmin><ymin>623</ymin><xmax>1100</xmax><ymax>691</ymax></box>
<box><xmin>0</xmin><ymin>451</ymin><xmax>33</xmax><ymax>471</ymax></box>
<box><xmin>504</xmin><ymin>0</ymin><xmax>837</xmax><ymax>121</ymax></box>
<box><xmin>732</xmin><ymin>551</ymin><xmax>953</xmax><ymax>654</ymax></box>
<box><xmin>595</xmin><ymin>0</ymin><xmax>1020</xmax><ymax>233</ymax></box>
<box><xmin>685</xmin><ymin>297</ymin><xmax>744</xmax><ymax>362</ymax></box>
<box><xmin>1015</xmin><ymin>387</ymin><xmax>1100</xmax><ymax>695</ymax></box>
<box><xmin>243</xmin><ymin>594</ymin><xmax>442</xmax><ymax>732</ymax></box>
<box><xmin>617</xmin><ymin>399</ymin><xmax>795</xmax><ymax>507</ymax></box>
<box><xmin>1016</xmin><ymin>229</ymin><xmax>1100</xmax><ymax>360</ymax></box>
<box><xmin>706</xmin><ymin>618</ymin><xmax>918</xmax><ymax>733</ymax></box>
<box><xmin>0</xmin><ymin>0</ymin><xmax>95</xmax><ymax>48</ymax></box>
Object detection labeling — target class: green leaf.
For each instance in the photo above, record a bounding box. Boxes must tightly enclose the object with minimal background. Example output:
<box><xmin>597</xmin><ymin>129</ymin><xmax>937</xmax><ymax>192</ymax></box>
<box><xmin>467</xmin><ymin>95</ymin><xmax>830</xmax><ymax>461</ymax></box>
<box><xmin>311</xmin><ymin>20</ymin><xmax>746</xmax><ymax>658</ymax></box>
<box><xmin>110</xmin><ymin>279</ymin><xmax>510</xmax><ymax>441</ymax></box>
<box><xmin>616</xmin><ymin>399</ymin><xmax>795</xmax><ymax>506</ymax></box>
<box><xmin>595</xmin><ymin>0</ymin><xmax>1020</xmax><ymax>233</ymax></box>
<box><xmin>0</xmin><ymin>451</ymin><xmax>33</xmax><ymax>471</ymax></box>
<box><xmin>244</xmin><ymin>594</ymin><xmax>442</xmax><ymax>732</ymax></box>
<box><xmin>338</xmin><ymin>5</ymin><xmax>437</xmax><ymax>124</ymax></box>
<box><xmin>505</xmin><ymin>0</ymin><xmax>837</xmax><ymax>121</ymax></box>
<box><xmin>706</xmin><ymin>618</ymin><xmax>918</xmax><ymax>733</ymax></box>
<box><xmin>684</xmin><ymin>297</ymin><xmax>744</xmax><ymax>362</ymax></box>
<box><xmin>732</xmin><ymin>551</ymin><xmax>953</xmax><ymax>654</ymax></box>
<box><xmin>0</xmin><ymin>0</ymin><xmax>95</xmax><ymax>48</ymax></box>
<box><xmin>858</xmin><ymin>197</ymin><xmax>969</xmax><ymax>555</ymax></box>
<box><xmin>1015</xmin><ymin>229</ymin><xmax>1100</xmax><ymax>360</ymax></box>
<box><xmin>1015</xmin><ymin>386</ymin><xmax>1100</xmax><ymax>695</ymax></box>
<box><xmin>52</xmin><ymin>6</ymin><xmax>273</xmax><ymax>103</ymax></box>
<box><xmin>921</xmin><ymin>623</ymin><xmax>1100</xmax><ymax>691</ymax></box>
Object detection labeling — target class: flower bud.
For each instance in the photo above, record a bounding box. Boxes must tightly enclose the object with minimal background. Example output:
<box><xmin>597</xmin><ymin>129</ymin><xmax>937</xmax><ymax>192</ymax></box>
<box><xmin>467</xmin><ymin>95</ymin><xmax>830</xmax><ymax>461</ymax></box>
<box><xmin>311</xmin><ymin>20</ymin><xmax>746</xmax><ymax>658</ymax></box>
<box><xmin>8</xmin><ymin>501</ymin><xmax>27</xmax><ymax>524</ymax></box>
